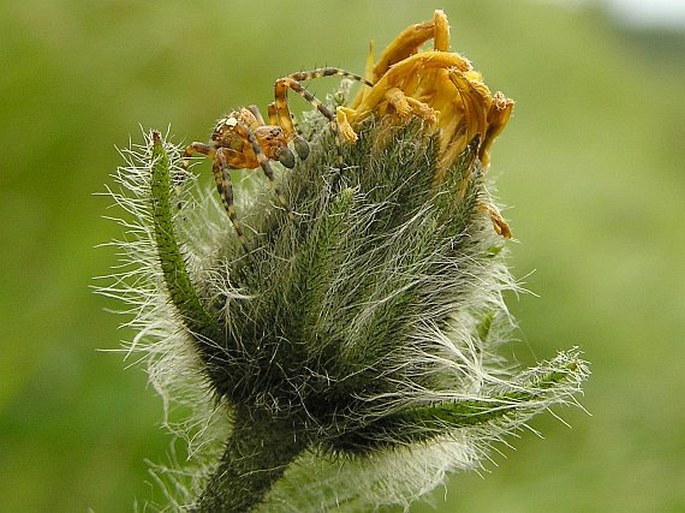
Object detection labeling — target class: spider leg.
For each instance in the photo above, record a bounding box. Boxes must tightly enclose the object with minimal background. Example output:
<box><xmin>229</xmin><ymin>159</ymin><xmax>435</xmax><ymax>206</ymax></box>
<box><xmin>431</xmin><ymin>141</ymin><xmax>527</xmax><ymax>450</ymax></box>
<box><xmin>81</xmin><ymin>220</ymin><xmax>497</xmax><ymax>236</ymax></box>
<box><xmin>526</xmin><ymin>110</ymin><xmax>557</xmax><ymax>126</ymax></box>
<box><xmin>183</xmin><ymin>141</ymin><xmax>213</xmax><ymax>158</ymax></box>
<box><xmin>240</xmin><ymin>122</ymin><xmax>291</xmax><ymax>214</ymax></box>
<box><xmin>267</xmin><ymin>102</ymin><xmax>310</xmax><ymax>161</ymax></box>
<box><xmin>274</xmin><ymin>68</ymin><xmax>371</xmax><ymax>176</ymax></box>
<box><xmin>172</xmin><ymin>141</ymin><xmax>215</xmax><ymax>212</ymax></box>
<box><xmin>213</xmin><ymin>148</ymin><xmax>247</xmax><ymax>248</ymax></box>
<box><xmin>266</xmin><ymin>102</ymin><xmax>278</xmax><ymax>126</ymax></box>
<box><xmin>384</xmin><ymin>87</ymin><xmax>438</xmax><ymax>122</ymax></box>
<box><xmin>275</xmin><ymin>67</ymin><xmax>372</xmax><ymax>137</ymax></box>
<box><xmin>274</xmin><ymin>76</ymin><xmax>342</xmax><ymax>174</ymax></box>
<box><xmin>247</xmin><ymin>104</ymin><xmax>265</xmax><ymax>125</ymax></box>
<box><xmin>179</xmin><ymin>141</ymin><xmax>213</xmax><ymax>183</ymax></box>
<box><xmin>287</xmin><ymin>68</ymin><xmax>372</xmax><ymax>88</ymax></box>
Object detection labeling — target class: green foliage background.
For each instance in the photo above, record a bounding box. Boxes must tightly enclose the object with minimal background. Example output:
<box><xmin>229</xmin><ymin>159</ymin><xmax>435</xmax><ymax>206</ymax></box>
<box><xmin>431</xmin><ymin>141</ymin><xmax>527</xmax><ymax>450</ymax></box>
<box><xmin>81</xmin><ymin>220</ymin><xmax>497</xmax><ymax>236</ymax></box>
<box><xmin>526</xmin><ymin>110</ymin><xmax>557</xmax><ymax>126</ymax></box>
<box><xmin>1</xmin><ymin>0</ymin><xmax>683</xmax><ymax>511</ymax></box>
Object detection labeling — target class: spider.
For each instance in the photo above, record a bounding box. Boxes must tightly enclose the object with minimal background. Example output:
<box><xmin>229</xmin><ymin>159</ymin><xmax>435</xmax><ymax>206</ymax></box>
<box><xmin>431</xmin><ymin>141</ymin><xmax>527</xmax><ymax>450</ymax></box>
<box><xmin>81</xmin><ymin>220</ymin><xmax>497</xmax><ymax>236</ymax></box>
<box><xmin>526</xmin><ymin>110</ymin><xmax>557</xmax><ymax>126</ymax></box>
<box><xmin>182</xmin><ymin>67</ymin><xmax>371</xmax><ymax>248</ymax></box>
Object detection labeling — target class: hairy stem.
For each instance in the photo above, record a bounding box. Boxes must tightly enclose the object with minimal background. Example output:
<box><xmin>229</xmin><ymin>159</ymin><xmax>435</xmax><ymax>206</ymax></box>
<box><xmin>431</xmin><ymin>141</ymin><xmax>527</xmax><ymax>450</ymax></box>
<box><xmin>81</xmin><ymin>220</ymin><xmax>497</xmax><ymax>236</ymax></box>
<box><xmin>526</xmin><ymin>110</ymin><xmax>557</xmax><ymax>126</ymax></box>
<box><xmin>192</xmin><ymin>410</ymin><xmax>306</xmax><ymax>513</ymax></box>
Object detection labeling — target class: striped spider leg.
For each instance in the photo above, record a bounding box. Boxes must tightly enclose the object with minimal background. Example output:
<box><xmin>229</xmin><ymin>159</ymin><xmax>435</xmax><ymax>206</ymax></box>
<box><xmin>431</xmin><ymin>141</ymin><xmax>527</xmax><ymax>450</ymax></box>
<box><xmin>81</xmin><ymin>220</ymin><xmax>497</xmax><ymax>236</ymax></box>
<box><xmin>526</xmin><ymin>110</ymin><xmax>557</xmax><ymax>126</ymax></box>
<box><xmin>182</xmin><ymin>68</ymin><xmax>372</xmax><ymax>250</ymax></box>
<box><xmin>270</xmin><ymin>67</ymin><xmax>373</xmax><ymax>175</ymax></box>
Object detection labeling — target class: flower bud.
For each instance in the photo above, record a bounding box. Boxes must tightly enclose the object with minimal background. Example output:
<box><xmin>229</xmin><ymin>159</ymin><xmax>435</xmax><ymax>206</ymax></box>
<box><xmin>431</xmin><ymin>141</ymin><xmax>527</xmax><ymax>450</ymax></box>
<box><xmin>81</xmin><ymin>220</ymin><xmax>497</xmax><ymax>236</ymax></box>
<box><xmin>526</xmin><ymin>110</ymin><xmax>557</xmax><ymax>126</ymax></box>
<box><xmin>101</xmin><ymin>10</ymin><xmax>588</xmax><ymax>512</ymax></box>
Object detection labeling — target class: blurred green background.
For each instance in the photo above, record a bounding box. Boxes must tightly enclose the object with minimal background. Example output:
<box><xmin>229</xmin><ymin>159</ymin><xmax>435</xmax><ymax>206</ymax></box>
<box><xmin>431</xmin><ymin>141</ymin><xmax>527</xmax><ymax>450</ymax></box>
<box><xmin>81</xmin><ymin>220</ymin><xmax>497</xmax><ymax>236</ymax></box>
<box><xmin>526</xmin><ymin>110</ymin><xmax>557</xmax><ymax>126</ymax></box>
<box><xmin>1</xmin><ymin>0</ymin><xmax>683</xmax><ymax>511</ymax></box>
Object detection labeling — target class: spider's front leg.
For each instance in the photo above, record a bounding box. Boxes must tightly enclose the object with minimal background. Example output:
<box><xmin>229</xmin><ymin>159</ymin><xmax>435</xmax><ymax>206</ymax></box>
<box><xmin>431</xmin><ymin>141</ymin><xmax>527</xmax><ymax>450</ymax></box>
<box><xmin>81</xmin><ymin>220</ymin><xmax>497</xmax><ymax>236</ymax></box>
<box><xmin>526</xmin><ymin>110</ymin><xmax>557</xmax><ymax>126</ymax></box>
<box><xmin>272</xmin><ymin>68</ymin><xmax>368</xmax><ymax>139</ymax></box>
<box><xmin>183</xmin><ymin>141</ymin><xmax>213</xmax><ymax>160</ymax></box>
<box><xmin>179</xmin><ymin>142</ymin><xmax>213</xmax><ymax>184</ymax></box>
<box><xmin>266</xmin><ymin>103</ymin><xmax>310</xmax><ymax>161</ymax></box>
<box><xmin>272</xmin><ymin>68</ymin><xmax>371</xmax><ymax>175</ymax></box>
<box><xmin>274</xmin><ymin>76</ymin><xmax>343</xmax><ymax>172</ymax></box>
<box><xmin>272</xmin><ymin>77</ymin><xmax>340</xmax><ymax>167</ymax></box>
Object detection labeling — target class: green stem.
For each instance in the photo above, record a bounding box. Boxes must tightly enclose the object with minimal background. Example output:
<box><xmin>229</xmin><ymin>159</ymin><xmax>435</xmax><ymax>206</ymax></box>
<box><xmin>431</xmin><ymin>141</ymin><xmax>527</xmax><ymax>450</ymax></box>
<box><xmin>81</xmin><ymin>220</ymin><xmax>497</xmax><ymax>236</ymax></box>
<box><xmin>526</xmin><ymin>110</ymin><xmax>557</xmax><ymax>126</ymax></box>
<box><xmin>193</xmin><ymin>410</ymin><xmax>306</xmax><ymax>512</ymax></box>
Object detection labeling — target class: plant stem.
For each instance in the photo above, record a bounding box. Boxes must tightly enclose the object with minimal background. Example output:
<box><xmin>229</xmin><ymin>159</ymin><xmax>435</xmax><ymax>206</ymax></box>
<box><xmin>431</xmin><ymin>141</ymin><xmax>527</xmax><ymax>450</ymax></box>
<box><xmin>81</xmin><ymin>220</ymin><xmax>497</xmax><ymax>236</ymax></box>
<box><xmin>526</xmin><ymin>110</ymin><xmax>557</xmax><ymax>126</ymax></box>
<box><xmin>193</xmin><ymin>409</ymin><xmax>306</xmax><ymax>513</ymax></box>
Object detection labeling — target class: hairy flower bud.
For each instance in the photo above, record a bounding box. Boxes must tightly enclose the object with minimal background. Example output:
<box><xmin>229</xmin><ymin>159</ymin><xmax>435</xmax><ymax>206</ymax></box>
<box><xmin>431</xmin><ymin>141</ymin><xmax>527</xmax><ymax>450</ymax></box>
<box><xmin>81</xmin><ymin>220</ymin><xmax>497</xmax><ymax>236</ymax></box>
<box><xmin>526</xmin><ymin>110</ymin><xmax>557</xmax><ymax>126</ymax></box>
<box><xmin>100</xmin><ymin>10</ymin><xmax>588</xmax><ymax>512</ymax></box>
